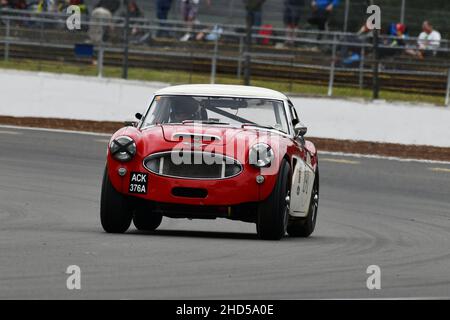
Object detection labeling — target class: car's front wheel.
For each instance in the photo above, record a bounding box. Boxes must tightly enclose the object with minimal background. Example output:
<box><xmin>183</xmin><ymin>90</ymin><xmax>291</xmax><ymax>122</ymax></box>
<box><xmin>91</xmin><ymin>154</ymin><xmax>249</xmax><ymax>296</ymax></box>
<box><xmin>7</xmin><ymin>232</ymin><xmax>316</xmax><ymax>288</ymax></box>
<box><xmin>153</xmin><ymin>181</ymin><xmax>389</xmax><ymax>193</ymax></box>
<box><xmin>100</xmin><ymin>167</ymin><xmax>133</xmax><ymax>233</ymax></box>
<box><xmin>287</xmin><ymin>166</ymin><xmax>319</xmax><ymax>237</ymax></box>
<box><xmin>256</xmin><ymin>159</ymin><xmax>291</xmax><ymax>240</ymax></box>
<box><xmin>133</xmin><ymin>210</ymin><xmax>163</xmax><ymax>231</ymax></box>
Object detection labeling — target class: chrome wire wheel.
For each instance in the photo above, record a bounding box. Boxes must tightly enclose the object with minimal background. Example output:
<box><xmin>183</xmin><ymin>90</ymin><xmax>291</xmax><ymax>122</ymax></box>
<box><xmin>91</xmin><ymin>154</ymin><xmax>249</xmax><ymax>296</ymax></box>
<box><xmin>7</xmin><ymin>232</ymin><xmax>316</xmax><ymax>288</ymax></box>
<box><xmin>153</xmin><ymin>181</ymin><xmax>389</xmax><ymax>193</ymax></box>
<box><xmin>310</xmin><ymin>182</ymin><xmax>319</xmax><ymax>228</ymax></box>
<box><xmin>283</xmin><ymin>189</ymin><xmax>291</xmax><ymax>233</ymax></box>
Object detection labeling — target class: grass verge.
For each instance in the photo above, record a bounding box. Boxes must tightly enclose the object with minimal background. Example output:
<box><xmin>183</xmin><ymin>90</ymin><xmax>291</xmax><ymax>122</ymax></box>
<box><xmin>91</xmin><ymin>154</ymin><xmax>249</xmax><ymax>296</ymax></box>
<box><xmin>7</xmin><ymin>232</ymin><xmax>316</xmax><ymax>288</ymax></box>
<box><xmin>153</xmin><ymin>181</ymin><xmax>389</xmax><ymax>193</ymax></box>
<box><xmin>0</xmin><ymin>59</ymin><xmax>446</xmax><ymax>106</ymax></box>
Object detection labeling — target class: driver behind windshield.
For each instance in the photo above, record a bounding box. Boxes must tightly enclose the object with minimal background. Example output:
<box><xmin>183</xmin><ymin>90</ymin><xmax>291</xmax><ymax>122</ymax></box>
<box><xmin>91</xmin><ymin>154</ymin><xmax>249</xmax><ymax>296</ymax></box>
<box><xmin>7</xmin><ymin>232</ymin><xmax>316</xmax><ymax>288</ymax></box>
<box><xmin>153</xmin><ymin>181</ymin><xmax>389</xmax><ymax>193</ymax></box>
<box><xmin>169</xmin><ymin>96</ymin><xmax>204</xmax><ymax>123</ymax></box>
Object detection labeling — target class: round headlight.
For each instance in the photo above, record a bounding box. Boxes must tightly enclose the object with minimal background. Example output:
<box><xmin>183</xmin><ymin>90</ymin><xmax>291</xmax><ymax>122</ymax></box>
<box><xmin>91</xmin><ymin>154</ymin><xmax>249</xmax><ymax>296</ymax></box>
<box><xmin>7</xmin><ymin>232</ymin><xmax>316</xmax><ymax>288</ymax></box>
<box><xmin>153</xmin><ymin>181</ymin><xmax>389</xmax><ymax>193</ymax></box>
<box><xmin>249</xmin><ymin>143</ymin><xmax>274</xmax><ymax>168</ymax></box>
<box><xmin>109</xmin><ymin>136</ymin><xmax>136</xmax><ymax>162</ymax></box>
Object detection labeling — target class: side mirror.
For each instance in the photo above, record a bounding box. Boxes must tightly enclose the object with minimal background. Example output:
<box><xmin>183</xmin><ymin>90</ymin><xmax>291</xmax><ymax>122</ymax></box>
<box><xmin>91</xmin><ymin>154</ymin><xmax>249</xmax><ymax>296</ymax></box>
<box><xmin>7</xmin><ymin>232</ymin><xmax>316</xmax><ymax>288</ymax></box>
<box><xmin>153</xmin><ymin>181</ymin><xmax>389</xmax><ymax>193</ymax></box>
<box><xmin>124</xmin><ymin>113</ymin><xmax>143</xmax><ymax>127</ymax></box>
<box><xmin>124</xmin><ymin>120</ymin><xmax>138</xmax><ymax>127</ymax></box>
<box><xmin>294</xmin><ymin>123</ymin><xmax>307</xmax><ymax>137</ymax></box>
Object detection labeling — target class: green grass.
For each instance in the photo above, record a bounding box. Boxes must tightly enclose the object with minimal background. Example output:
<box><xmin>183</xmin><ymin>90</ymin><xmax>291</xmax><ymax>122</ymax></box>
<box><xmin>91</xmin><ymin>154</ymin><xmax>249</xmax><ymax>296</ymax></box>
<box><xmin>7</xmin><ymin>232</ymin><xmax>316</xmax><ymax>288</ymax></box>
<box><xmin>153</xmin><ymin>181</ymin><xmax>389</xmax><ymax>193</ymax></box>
<box><xmin>0</xmin><ymin>59</ymin><xmax>446</xmax><ymax>106</ymax></box>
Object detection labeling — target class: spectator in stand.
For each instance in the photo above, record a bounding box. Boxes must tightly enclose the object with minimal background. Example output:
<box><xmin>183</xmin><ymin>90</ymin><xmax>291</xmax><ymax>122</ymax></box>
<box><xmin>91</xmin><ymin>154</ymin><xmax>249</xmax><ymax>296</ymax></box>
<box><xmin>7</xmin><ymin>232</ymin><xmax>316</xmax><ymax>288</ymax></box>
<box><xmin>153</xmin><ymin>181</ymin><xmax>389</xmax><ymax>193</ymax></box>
<box><xmin>37</xmin><ymin>0</ymin><xmax>59</xmax><ymax>12</ymax></box>
<box><xmin>156</xmin><ymin>0</ymin><xmax>173</xmax><ymax>37</ymax></box>
<box><xmin>89</xmin><ymin>0</ymin><xmax>120</xmax><ymax>44</ymax></box>
<box><xmin>59</xmin><ymin>1</ymin><xmax>88</xmax><ymax>14</ymax></box>
<box><xmin>95</xmin><ymin>0</ymin><xmax>120</xmax><ymax>14</ymax></box>
<box><xmin>123</xmin><ymin>0</ymin><xmax>142</xmax><ymax>20</ymax></box>
<box><xmin>1</xmin><ymin>0</ymin><xmax>28</xmax><ymax>10</ymax></box>
<box><xmin>378</xmin><ymin>23</ymin><xmax>408</xmax><ymax>59</ymax></box>
<box><xmin>179</xmin><ymin>0</ymin><xmax>211</xmax><ymax>42</ymax></box>
<box><xmin>243</xmin><ymin>0</ymin><xmax>266</xmax><ymax>33</ymax></box>
<box><xmin>406</xmin><ymin>21</ymin><xmax>441</xmax><ymax>59</ymax></box>
<box><xmin>65</xmin><ymin>0</ymin><xmax>88</xmax><ymax>14</ymax></box>
<box><xmin>195</xmin><ymin>24</ymin><xmax>223</xmax><ymax>41</ymax></box>
<box><xmin>307</xmin><ymin>0</ymin><xmax>339</xmax><ymax>38</ymax></box>
<box><xmin>122</xmin><ymin>1</ymin><xmax>144</xmax><ymax>37</ymax></box>
<box><xmin>283</xmin><ymin>0</ymin><xmax>305</xmax><ymax>46</ymax></box>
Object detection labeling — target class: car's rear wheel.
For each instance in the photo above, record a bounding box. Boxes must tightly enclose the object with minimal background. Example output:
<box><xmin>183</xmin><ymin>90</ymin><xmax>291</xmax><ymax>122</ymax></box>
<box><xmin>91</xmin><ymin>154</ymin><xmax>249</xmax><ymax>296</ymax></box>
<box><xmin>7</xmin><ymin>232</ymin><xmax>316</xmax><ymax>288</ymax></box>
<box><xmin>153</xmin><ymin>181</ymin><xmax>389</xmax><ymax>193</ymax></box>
<box><xmin>133</xmin><ymin>210</ymin><xmax>163</xmax><ymax>231</ymax></box>
<box><xmin>287</xmin><ymin>166</ymin><xmax>319</xmax><ymax>237</ymax></box>
<box><xmin>100</xmin><ymin>167</ymin><xmax>133</xmax><ymax>233</ymax></box>
<box><xmin>256</xmin><ymin>159</ymin><xmax>291</xmax><ymax>240</ymax></box>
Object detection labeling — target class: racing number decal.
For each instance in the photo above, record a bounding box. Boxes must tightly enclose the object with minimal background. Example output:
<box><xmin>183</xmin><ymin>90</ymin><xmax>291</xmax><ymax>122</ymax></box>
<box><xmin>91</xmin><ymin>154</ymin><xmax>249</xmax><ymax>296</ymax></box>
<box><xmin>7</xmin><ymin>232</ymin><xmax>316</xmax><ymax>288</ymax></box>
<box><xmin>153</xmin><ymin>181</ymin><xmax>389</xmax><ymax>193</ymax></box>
<box><xmin>129</xmin><ymin>172</ymin><xmax>148</xmax><ymax>194</ymax></box>
<box><xmin>289</xmin><ymin>159</ymin><xmax>314</xmax><ymax>217</ymax></box>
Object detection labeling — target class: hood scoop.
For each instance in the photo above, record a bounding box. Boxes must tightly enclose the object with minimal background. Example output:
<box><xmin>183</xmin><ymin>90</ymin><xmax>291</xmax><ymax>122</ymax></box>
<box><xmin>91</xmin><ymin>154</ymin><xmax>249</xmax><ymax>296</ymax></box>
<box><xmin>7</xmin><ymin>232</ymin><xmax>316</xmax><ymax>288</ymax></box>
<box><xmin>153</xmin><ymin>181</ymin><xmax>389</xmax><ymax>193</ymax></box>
<box><xmin>162</xmin><ymin>125</ymin><xmax>241</xmax><ymax>146</ymax></box>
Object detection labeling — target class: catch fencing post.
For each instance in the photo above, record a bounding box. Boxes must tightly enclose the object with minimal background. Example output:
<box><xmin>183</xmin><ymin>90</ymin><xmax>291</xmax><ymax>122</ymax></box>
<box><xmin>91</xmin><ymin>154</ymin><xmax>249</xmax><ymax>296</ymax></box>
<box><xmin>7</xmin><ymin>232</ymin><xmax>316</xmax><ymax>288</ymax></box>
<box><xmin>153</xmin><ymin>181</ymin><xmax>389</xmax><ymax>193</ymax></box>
<box><xmin>359</xmin><ymin>46</ymin><xmax>365</xmax><ymax>89</ymax></box>
<box><xmin>4</xmin><ymin>17</ymin><xmax>10</xmax><ymax>61</ymax></box>
<box><xmin>343</xmin><ymin>0</ymin><xmax>350</xmax><ymax>32</ymax></box>
<box><xmin>244</xmin><ymin>18</ymin><xmax>253</xmax><ymax>86</ymax></box>
<box><xmin>237</xmin><ymin>35</ymin><xmax>244</xmax><ymax>80</ymax></box>
<box><xmin>97</xmin><ymin>41</ymin><xmax>104</xmax><ymax>78</ymax></box>
<box><xmin>400</xmin><ymin>0</ymin><xmax>406</xmax><ymax>24</ymax></box>
<box><xmin>189</xmin><ymin>44</ymin><xmax>193</xmax><ymax>84</ymax></box>
<box><xmin>328</xmin><ymin>35</ymin><xmax>337</xmax><ymax>97</ymax></box>
<box><xmin>372</xmin><ymin>29</ymin><xmax>380</xmax><ymax>100</ymax></box>
<box><xmin>210</xmin><ymin>35</ymin><xmax>219</xmax><ymax>84</ymax></box>
<box><xmin>445</xmin><ymin>68</ymin><xmax>450</xmax><ymax>107</ymax></box>
<box><xmin>122</xmin><ymin>0</ymin><xmax>130</xmax><ymax>80</ymax></box>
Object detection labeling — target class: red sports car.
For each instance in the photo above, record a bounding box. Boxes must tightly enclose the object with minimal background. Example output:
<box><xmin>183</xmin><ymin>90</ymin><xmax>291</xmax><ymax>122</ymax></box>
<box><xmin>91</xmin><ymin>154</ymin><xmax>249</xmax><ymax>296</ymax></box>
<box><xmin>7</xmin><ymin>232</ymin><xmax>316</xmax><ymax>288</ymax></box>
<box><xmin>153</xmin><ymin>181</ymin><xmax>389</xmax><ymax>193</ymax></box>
<box><xmin>101</xmin><ymin>85</ymin><xmax>319</xmax><ymax>240</ymax></box>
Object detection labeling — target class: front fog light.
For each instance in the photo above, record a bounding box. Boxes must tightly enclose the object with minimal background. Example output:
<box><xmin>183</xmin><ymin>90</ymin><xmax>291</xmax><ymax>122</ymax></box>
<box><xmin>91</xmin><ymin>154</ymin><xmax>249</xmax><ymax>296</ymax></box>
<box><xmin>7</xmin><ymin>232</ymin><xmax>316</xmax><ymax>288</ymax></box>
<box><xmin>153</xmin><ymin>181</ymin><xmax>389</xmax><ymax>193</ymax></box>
<box><xmin>109</xmin><ymin>136</ymin><xmax>136</xmax><ymax>162</ymax></box>
<box><xmin>249</xmin><ymin>143</ymin><xmax>274</xmax><ymax>168</ymax></box>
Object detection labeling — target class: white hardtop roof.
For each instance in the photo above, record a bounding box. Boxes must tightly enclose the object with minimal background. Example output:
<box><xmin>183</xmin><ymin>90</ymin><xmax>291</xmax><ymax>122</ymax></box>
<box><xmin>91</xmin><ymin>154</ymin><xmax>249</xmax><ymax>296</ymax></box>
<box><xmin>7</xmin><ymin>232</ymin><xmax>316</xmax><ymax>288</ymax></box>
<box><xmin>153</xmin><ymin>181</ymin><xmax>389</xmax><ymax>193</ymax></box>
<box><xmin>154</xmin><ymin>84</ymin><xmax>288</xmax><ymax>100</ymax></box>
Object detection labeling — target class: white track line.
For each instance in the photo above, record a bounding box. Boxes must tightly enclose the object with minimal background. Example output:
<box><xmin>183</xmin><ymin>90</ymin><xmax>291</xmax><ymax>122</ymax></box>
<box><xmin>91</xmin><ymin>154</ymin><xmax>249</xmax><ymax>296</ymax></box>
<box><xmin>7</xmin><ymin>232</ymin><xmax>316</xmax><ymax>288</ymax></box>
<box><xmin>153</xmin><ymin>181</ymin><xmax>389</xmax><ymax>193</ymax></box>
<box><xmin>428</xmin><ymin>167</ymin><xmax>450</xmax><ymax>173</ymax></box>
<box><xmin>0</xmin><ymin>124</ymin><xmax>111</xmax><ymax>137</ymax></box>
<box><xmin>319</xmin><ymin>151</ymin><xmax>450</xmax><ymax>165</ymax></box>
<box><xmin>0</xmin><ymin>130</ymin><xmax>23</xmax><ymax>135</ymax></box>
<box><xmin>320</xmin><ymin>158</ymin><xmax>360</xmax><ymax>165</ymax></box>
<box><xmin>327</xmin><ymin>297</ymin><xmax>450</xmax><ymax>300</ymax></box>
<box><xmin>94</xmin><ymin>139</ymin><xmax>111</xmax><ymax>144</ymax></box>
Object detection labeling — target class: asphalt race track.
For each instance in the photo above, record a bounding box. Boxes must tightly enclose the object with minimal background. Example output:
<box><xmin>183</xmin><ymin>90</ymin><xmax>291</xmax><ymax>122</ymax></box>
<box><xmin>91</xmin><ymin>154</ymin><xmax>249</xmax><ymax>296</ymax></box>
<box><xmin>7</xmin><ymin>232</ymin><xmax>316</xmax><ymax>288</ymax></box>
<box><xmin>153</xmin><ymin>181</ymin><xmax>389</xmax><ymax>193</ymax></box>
<box><xmin>0</xmin><ymin>126</ymin><xmax>449</xmax><ymax>299</ymax></box>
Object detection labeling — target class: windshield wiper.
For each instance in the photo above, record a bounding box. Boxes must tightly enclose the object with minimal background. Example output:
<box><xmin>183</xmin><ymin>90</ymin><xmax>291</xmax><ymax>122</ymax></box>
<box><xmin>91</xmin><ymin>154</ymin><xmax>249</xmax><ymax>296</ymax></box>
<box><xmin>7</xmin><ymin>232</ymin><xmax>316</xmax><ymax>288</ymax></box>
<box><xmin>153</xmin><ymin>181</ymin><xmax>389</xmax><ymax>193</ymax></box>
<box><xmin>182</xmin><ymin>120</ymin><xmax>230</xmax><ymax>125</ymax></box>
<box><xmin>241</xmin><ymin>123</ymin><xmax>285</xmax><ymax>133</ymax></box>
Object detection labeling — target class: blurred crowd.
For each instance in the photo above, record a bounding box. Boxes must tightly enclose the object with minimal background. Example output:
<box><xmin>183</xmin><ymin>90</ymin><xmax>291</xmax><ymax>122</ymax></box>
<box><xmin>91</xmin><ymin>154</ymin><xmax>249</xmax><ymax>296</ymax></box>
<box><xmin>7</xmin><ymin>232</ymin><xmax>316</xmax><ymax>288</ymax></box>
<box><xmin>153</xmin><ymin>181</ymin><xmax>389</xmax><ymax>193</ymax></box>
<box><xmin>0</xmin><ymin>0</ymin><xmax>444</xmax><ymax>61</ymax></box>
<box><xmin>0</xmin><ymin>0</ymin><xmax>87</xmax><ymax>13</ymax></box>
<box><xmin>339</xmin><ymin>19</ymin><xmax>442</xmax><ymax>67</ymax></box>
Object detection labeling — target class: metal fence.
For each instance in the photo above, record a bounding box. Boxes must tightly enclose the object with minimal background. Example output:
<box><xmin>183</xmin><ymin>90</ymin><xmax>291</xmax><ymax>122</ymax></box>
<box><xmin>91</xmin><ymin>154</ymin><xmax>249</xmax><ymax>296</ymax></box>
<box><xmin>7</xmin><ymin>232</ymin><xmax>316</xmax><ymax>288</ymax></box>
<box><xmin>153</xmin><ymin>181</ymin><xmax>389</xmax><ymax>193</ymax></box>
<box><xmin>80</xmin><ymin>0</ymin><xmax>450</xmax><ymax>38</ymax></box>
<box><xmin>1</xmin><ymin>9</ymin><xmax>450</xmax><ymax>105</ymax></box>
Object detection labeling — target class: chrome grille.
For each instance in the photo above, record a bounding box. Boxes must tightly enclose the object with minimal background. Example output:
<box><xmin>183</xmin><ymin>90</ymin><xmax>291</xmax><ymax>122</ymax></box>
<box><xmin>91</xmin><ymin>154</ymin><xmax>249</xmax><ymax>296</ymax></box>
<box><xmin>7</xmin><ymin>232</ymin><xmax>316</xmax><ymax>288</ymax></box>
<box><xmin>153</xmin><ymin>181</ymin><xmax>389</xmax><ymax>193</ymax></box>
<box><xmin>143</xmin><ymin>151</ymin><xmax>242</xmax><ymax>180</ymax></box>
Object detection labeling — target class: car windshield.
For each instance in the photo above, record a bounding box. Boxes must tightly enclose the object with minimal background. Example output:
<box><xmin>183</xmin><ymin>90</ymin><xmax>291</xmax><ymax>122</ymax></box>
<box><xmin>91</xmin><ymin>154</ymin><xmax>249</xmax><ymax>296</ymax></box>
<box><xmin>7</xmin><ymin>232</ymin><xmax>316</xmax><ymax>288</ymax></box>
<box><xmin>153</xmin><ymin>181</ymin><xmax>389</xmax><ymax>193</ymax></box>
<box><xmin>141</xmin><ymin>95</ymin><xmax>289</xmax><ymax>133</ymax></box>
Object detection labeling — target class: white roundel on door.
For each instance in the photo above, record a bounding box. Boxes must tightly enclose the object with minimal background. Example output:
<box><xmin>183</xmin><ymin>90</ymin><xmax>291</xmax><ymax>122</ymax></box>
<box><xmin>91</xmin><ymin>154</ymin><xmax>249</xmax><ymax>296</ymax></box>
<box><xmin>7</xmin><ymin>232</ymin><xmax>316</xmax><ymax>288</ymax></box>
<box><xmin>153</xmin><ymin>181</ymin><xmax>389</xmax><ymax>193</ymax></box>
<box><xmin>289</xmin><ymin>157</ymin><xmax>315</xmax><ymax>217</ymax></box>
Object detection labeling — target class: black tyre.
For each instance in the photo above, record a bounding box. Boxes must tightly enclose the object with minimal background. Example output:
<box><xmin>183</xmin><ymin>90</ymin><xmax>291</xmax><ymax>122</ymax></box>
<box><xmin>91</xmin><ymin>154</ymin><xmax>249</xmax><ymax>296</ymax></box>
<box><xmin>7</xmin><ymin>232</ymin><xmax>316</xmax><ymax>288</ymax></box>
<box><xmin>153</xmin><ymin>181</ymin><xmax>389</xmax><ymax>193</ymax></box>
<box><xmin>133</xmin><ymin>210</ymin><xmax>163</xmax><ymax>231</ymax></box>
<box><xmin>287</xmin><ymin>166</ymin><xmax>319</xmax><ymax>238</ymax></box>
<box><xmin>100</xmin><ymin>167</ymin><xmax>133</xmax><ymax>233</ymax></box>
<box><xmin>256</xmin><ymin>159</ymin><xmax>291</xmax><ymax>240</ymax></box>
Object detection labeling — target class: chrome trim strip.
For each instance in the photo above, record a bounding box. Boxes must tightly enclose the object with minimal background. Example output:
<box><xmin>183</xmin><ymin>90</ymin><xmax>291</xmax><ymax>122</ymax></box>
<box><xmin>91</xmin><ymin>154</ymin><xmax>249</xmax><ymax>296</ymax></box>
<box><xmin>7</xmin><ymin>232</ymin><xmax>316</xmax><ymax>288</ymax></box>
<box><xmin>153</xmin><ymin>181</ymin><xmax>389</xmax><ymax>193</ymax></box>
<box><xmin>172</xmin><ymin>132</ymin><xmax>222</xmax><ymax>142</ymax></box>
<box><xmin>159</xmin><ymin>157</ymin><xmax>164</xmax><ymax>175</ymax></box>
<box><xmin>221</xmin><ymin>160</ymin><xmax>226</xmax><ymax>178</ymax></box>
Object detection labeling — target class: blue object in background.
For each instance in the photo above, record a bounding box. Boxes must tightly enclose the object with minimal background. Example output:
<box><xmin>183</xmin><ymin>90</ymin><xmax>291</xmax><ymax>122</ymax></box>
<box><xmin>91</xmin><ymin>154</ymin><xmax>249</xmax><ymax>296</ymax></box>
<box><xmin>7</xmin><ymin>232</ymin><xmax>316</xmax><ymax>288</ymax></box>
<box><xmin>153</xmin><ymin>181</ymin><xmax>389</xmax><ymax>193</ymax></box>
<box><xmin>74</xmin><ymin>44</ymin><xmax>94</xmax><ymax>58</ymax></box>
<box><xmin>388</xmin><ymin>23</ymin><xmax>397</xmax><ymax>36</ymax></box>
<box><xmin>343</xmin><ymin>53</ymin><xmax>361</xmax><ymax>65</ymax></box>
<box><xmin>314</xmin><ymin>0</ymin><xmax>340</xmax><ymax>10</ymax></box>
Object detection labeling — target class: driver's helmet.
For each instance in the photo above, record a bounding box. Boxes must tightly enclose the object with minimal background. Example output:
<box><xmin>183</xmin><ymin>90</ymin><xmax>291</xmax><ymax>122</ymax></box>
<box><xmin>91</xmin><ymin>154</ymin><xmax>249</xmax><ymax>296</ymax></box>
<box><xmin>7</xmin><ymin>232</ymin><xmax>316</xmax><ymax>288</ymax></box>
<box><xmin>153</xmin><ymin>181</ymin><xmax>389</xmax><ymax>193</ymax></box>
<box><xmin>169</xmin><ymin>96</ymin><xmax>201</xmax><ymax>123</ymax></box>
